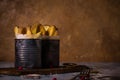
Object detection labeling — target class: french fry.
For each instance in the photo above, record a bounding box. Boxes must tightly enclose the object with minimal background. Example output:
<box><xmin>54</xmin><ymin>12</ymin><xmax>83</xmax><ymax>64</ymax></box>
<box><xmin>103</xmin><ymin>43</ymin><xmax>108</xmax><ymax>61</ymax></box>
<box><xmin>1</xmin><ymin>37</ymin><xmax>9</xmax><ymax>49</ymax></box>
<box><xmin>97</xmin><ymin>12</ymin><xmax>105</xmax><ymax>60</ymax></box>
<box><xmin>33</xmin><ymin>32</ymin><xmax>41</xmax><ymax>39</ymax></box>
<box><xmin>31</xmin><ymin>24</ymin><xmax>41</xmax><ymax>34</ymax></box>
<box><xmin>14</xmin><ymin>23</ymin><xmax>59</xmax><ymax>38</ymax></box>
<box><xmin>14</xmin><ymin>26</ymin><xmax>19</xmax><ymax>35</ymax></box>
<box><xmin>40</xmin><ymin>25</ymin><xmax>46</xmax><ymax>35</ymax></box>
<box><xmin>26</xmin><ymin>26</ymin><xmax>33</xmax><ymax>38</ymax></box>
<box><xmin>44</xmin><ymin>25</ymin><xmax>50</xmax><ymax>31</ymax></box>
<box><xmin>48</xmin><ymin>25</ymin><xmax>56</xmax><ymax>36</ymax></box>
<box><xmin>18</xmin><ymin>27</ymin><xmax>23</xmax><ymax>34</ymax></box>
<box><xmin>26</xmin><ymin>26</ymin><xmax>32</xmax><ymax>35</ymax></box>
<box><xmin>53</xmin><ymin>30</ymin><xmax>58</xmax><ymax>36</ymax></box>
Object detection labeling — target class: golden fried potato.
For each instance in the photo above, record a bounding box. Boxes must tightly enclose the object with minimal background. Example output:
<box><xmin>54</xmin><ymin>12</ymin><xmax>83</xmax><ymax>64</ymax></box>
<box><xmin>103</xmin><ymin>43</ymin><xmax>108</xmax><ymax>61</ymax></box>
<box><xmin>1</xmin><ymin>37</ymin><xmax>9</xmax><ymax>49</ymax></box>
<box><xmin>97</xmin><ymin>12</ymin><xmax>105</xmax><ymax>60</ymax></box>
<box><xmin>53</xmin><ymin>30</ymin><xmax>58</xmax><ymax>36</ymax></box>
<box><xmin>40</xmin><ymin>25</ymin><xmax>46</xmax><ymax>36</ymax></box>
<box><xmin>48</xmin><ymin>25</ymin><xmax>56</xmax><ymax>36</ymax></box>
<box><xmin>18</xmin><ymin>27</ymin><xmax>23</xmax><ymax>34</ymax></box>
<box><xmin>14</xmin><ymin>26</ymin><xmax>19</xmax><ymax>35</ymax></box>
<box><xmin>26</xmin><ymin>26</ymin><xmax>32</xmax><ymax>35</ymax></box>
<box><xmin>44</xmin><ymin>25</ymin><xmax>50</xmax><ymax>31</ymax></box>
<box><xmin>31</xmin><ymin>24</ymin><xmax>41</xmax><ymax>34</ymax></box>
<box><xmin>33</xmin><ymin>32</ymin><xmax>41</xmax><ymax>38</ymax></box>
<box><xmin>14</xmin><ymin>23</ymin><xmax>59</xmax><ymax>38</ymax></box>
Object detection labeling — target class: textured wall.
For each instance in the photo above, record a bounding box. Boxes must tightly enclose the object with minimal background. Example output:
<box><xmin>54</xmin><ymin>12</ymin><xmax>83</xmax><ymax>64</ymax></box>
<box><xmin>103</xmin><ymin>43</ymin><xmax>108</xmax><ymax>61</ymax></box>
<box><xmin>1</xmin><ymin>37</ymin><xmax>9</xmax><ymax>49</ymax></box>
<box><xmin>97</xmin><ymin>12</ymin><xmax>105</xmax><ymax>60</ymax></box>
<box><xmin>0</xmin><ymin>0</ymin><xmax>120</xmax><ymax>62</ymax></box>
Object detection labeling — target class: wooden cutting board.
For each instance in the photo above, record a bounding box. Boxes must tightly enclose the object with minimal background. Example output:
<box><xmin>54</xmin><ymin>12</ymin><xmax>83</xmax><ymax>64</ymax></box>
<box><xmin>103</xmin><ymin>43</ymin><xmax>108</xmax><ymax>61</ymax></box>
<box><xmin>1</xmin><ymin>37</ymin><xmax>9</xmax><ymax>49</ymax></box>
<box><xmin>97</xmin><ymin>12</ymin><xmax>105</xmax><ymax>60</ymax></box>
<box><xmin>0</xmin><ymin>64</ymin><xmax>90</xmax><ymax>76</ymax></box>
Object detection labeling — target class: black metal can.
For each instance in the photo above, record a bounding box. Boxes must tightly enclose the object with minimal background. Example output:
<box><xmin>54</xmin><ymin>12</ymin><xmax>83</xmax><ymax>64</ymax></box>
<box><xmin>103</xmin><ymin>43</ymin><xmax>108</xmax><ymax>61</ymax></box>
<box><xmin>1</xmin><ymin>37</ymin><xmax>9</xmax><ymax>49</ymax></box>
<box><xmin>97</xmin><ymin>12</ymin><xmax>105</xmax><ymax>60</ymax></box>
<box><xmin>41</xmin><ymin>38</ymin><xmax>60</xmax><ymax>68</ymax></box>
<box><xmin>15</xmin><ymin>39</ymin><xmax>41</xmax><ymax>69</ymax></box>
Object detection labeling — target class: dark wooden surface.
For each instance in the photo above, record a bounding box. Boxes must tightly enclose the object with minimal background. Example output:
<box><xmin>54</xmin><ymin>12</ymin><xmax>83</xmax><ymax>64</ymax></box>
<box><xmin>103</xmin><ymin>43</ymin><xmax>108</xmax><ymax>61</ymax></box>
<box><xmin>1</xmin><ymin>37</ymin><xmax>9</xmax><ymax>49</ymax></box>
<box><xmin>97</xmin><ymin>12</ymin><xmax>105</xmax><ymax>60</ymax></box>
<box><xmin>0</xmin><ymin>65</ymin><xmax>90</xmax><ymax>76</ymax></box>
<box><xmin>0</xmin><ymin>62</ymin><xmax>120</xmax><ymax>80</ymax></box>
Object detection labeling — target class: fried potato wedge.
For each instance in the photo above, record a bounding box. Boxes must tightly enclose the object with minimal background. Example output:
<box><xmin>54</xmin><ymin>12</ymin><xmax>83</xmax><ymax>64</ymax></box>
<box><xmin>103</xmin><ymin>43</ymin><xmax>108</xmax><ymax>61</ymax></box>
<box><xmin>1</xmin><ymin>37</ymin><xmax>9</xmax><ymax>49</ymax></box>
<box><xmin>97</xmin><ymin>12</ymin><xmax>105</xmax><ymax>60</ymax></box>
<box><xmin>53</xmin><ymin>30</ymin><xmax>58</xmax><ymax>36</ymax></box>
<box><xmin>44</xmin><ymin>25</ymin><xmax>50</xmax><ymax>31</ymax></box>
<box><xmin>33</xmin><ymin>32</ymin><xmax>41</xmax><ymax>39</ymax></box>
<box><xmin>26</xmin><ymin>26</ymin><xmax>32</xmax><ymax>35</ymax></box>
<box><xmin>31</xmin><ymin>24</ymin><xmax>41</xmax><ymax>34</ymax></box>
<box><xmin>40</xmin><ymin>25</ymin><xmax>46</xmax><ymax>35</ymax></box>
<box><xmin>48</xmin><ymin>25</ymin><xmax>56</xmax><ymax>36</ymax></box>
<box><xmin>14</xmin><ymin>26</ymin><xmax>19</xmax><ymax>35</ymax></box>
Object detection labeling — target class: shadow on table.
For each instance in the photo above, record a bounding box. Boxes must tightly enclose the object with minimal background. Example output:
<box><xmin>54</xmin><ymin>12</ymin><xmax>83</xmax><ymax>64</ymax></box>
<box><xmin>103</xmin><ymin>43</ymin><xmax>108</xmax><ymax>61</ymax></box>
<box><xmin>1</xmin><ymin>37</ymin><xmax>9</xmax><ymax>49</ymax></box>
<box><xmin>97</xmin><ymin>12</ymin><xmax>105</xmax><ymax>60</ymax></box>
<box><xmin>98</xmin><ymin>76</ymin><xmax>120</xmax><ymax>80</ymax></box>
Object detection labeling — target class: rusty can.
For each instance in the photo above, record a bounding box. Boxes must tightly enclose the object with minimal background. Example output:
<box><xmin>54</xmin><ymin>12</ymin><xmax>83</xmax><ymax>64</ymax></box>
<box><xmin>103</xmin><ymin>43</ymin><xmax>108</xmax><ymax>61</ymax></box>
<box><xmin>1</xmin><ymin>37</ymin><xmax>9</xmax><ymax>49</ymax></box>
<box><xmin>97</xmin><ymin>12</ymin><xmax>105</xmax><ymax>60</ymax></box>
<box><xmin>15</xmin><ymin>39</ymin><xmax>41</xmax><ymax>69</ymax></box>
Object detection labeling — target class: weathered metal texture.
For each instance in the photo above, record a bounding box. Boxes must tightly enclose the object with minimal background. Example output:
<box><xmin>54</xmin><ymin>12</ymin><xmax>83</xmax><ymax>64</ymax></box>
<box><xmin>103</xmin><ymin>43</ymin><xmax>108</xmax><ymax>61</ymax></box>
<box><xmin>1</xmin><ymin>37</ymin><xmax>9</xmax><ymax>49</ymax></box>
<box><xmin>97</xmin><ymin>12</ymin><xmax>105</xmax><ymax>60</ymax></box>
<box><xmin>15</xmin><ymin>39</ymin><xmax>59</xmax><ymax>68</ymax></box>
<box><xmin>41</xmin><ymin>39</ymin><xmax>60</xmax><ymax>68</ymax></box>
<box><xmin>15</xmin><ymin>39</ymin><xmax>41</xmax><ymax>69</ymax></box>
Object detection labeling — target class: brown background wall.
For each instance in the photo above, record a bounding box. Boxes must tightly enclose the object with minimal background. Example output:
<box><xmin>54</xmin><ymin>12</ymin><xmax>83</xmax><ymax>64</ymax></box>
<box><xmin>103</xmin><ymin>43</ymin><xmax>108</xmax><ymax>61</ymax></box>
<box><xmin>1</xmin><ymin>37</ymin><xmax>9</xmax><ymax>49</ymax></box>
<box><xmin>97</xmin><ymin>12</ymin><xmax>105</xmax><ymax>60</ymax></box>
<box><xmin>0</xmin><ymin>0</ymin><xmax>120</xmax><ymax>62</ymax></box>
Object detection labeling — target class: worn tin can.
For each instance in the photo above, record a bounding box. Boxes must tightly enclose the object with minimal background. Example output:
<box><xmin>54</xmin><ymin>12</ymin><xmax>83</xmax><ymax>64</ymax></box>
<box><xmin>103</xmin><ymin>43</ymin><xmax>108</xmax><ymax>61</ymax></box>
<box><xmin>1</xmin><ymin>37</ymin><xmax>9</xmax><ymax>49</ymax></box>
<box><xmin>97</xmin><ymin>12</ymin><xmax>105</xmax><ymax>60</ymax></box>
<box><xmin>41</xmin><ymin>38</ymin><xmax>60</xmax><ymax>68</ymax></box>
<box><xmin>15</xmin><ymin>38</ymin><xmax>59</xmax><ymax>69</ymax></box>
<box><xmin>15</xmin><ymin>39</ymin><xmax>41</xmax><ymax>69</ymax></box>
